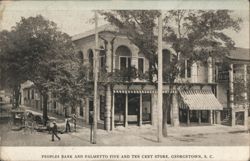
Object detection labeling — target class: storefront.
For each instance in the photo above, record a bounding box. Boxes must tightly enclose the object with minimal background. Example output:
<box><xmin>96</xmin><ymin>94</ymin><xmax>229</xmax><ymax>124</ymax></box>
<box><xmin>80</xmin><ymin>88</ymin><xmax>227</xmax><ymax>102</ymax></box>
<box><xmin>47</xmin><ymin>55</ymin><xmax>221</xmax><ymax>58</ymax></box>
<box><xmin>113</xmin><ymin>92</ymin><xmax>152</xmax><ymax>127</ymax></box>
<box><xmin>178</xmin><ymin>89</ymin><xmax>223</xmax><ymax>125</ymax></box>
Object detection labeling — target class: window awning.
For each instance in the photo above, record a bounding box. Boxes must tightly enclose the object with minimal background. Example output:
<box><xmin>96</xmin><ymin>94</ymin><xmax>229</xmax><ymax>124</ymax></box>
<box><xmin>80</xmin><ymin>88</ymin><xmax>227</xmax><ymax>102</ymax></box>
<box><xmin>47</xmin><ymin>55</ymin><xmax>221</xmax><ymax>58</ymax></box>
<box><xmin>179</xmin><ymin>90</ymin><xmax>223</xmax><ymax>110</ymax></box>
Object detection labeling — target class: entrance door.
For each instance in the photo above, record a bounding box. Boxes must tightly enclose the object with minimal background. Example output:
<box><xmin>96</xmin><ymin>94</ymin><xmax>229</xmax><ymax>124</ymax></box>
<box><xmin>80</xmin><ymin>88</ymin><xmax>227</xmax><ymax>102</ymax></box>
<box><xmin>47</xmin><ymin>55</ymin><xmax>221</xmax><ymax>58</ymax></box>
<box><xmin>114</xmin><ymin>94</ymin><xmax>125</xmax><ymax>126</ymax></box>
<box><xmin>128</xmin><ymin>94</ymin><xmax>140</xmax><ymax>125</ymax></box>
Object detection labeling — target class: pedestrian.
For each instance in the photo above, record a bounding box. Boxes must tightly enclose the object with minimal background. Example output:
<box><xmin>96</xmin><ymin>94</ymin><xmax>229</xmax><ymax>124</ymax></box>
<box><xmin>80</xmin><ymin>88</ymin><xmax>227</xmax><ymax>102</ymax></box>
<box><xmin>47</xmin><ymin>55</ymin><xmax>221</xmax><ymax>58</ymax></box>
<box><xmin>65</xmin><ymin>118</ymin><xmax>71</xmax><ymax>133</ymax></box>
<box><xmin>51</xmin><ymin>121</ymin><xmax>60</xmax><ymax>141</ymax></box>
<box><xmin>72</xmin><ymin>114</ymin><xmax>77</xmax><ymax>132</ymax></box>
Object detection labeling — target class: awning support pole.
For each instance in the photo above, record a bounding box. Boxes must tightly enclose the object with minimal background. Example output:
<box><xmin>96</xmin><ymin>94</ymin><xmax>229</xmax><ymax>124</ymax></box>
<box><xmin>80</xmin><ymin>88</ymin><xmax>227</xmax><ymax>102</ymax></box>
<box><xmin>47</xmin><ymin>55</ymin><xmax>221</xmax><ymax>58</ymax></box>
<box><xmin>125</xmin><ymin>93</ymin><xmax>128</xmax><ymax>127</ymax></box>
<box><xmin>187</xmin><ymin>110</ymin><xmax>190</xmax><ymax>126</ymax></box>
<box><xmin>198</xmin><ymin>111</ymin><xmax>201</xmax><ymax>124</ymax></box>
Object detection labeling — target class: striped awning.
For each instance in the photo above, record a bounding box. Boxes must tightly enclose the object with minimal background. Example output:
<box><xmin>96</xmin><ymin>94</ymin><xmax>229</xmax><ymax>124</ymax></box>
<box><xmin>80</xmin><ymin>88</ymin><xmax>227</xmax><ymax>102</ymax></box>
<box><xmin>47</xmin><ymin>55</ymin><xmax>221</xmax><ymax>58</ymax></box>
<box><xmin>113</xmin><ymin>84</ymin><xmax>177</xmax><ymax>94</ymax></box>
<box><xmin>179</xmin><ymin>90</ymin><xmax>223</xmax><ymax>110</ymax></box>
<box><xmin>113</xmin><ymin>90</ymin><xmax>177</xmax><ymax>94</ymax></box>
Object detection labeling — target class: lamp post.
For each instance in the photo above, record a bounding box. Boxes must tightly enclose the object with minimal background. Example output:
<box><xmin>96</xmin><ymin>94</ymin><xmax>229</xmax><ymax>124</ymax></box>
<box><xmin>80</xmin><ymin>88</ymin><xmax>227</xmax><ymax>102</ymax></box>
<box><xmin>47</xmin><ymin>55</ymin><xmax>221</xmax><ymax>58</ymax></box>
<box><xmin>157</xmin><ymin>11</ymin><xmax>163</xmax><ymax>142</ymax></box>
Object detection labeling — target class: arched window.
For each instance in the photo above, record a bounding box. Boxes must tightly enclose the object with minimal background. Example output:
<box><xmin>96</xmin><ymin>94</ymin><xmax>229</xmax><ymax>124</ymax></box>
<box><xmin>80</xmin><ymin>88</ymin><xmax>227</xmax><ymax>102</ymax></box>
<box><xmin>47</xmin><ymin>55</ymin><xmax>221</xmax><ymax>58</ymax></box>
<box><xmin>78</xmin><ymin>50</ymin><xmax>84</xmax><ymax>64</ymax></box>
<box><xmin>115</xmin><ymin>45</ymin><xmax>132</xmax><ymax>70</ymax></box>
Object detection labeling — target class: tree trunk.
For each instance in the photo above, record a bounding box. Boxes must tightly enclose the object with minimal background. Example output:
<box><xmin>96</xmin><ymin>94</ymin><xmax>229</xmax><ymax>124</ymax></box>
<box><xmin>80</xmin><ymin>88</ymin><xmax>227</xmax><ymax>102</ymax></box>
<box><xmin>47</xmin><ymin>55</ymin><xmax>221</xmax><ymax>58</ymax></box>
<box><xmin>42</xmin><ymin>93</ymin><xmax>48</xmax><ymax>126</ymax></box>
<box><xmin>13</xmin><ymin>85</ymin><xmax>21</xmax><ymax>109</ymax></box>
<box><xmin>162</xmin><ymin>94</ymin><xmax>168</xmax><ymax>137</ymax></box>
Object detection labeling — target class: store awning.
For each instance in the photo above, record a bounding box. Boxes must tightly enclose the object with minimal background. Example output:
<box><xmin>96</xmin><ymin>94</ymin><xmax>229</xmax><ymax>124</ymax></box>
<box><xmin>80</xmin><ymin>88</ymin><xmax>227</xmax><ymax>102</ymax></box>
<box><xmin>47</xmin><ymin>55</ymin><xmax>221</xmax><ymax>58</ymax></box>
<box><xmin>113</xmin><ymin>84</ymin><xmax>177</xmax><ymax>94</ymax></box>
<box><xmin>179</xmin><ymin>90</ymin><xmax>223</xmax><ymax>110</ymax></box>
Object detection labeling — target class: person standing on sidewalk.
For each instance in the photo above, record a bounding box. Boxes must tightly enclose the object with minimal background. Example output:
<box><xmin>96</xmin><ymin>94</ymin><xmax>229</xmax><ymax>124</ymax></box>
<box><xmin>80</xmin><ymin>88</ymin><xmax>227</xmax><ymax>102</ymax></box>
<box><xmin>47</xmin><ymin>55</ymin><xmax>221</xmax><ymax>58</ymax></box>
<box><xmin>65</xmin><ymin>118</ymin><xmax>71</xmax><ymax>133</ymax></box>
<box><xmin>52</xmin><ymin>121</ymin><xmax>61</xmax><ymax>141</ymax></box>
<box><xmin>72</xmin><ymin>114</ymin><xmax>77</xmax><ymax>132</ymax></box>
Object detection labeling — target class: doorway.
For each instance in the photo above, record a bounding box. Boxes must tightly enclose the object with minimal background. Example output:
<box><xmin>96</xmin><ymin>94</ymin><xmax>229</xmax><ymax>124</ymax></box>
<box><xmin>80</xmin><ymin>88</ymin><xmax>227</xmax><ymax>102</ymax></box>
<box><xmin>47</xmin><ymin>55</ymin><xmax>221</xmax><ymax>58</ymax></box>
<box><xmin>128</xmin><ymin>94</ymin><xmax>140</xmax><ymax>125</ymax></box>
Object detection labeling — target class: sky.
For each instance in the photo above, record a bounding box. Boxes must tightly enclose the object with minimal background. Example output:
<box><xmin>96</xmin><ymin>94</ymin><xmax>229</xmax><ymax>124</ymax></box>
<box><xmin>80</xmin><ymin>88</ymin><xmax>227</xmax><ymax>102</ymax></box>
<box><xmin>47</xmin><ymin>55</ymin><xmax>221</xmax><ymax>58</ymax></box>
<box><xmin>0</xmin><ymin>1</ymin><xmax>249</xmax><ymax>48</ymax></box>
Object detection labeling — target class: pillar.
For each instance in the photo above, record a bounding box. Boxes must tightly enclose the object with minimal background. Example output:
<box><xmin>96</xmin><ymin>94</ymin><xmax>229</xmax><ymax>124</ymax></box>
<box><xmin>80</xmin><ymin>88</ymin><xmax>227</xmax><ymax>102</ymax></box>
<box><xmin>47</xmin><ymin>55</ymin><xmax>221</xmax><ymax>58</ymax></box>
<box><xmin>184</xmin><ymin>59</ymin><xmax>187</xmax><ymax>78</ymax></box>
<box><xmin>125</xmin><ymin>93</ymin><xmax>128</xmax><ymax>127</ymax></box>
<box><xmin>229</xmin><ymin>64</ymin><xmax>235</xmax><ymax>126</ymax></box>
<box><xmin>187</xmin><ymin>110</ymin><xmax>190</xmax><ymax>125</ymax></box>
<box><xmin>105</xmin><ymin>41</ymin><xmax>112</xmax><ymax>131</ymax></box>
<box><xmin>207</xmin><ymin>57</ymin><xmax>213</xmax><ymax>83</ymax></box>
<box><xmin>243</xmin><ymin>64</ymin><xmax>248</xmax><ymax>129</ymax></box>
<box><xmin>85</xmin><ymin>98</ymin><xmax>89</xmax><ymax>124</ymax></box>
<box><xmin>139</xmin><ymin>93</ymin><xmax>142</xmax><ymax>126</ymax></box>
<box><xmin>152</xmin><ymin>93</ymin><xmax>158</xmax><ymax>127</ymax></box>
<box><xmin>105</xmin><ymin>85</ymin><xmax>112</xmax><ymax>131</ymax></box>
<box><xmin>209</xmin><ymin>110</ymin><xmax>213</xmax><ymax>124</ymax></box>
<box><xmin>106</xmin><ymin>41</ymin><xmax>112</xmax><ymax>73</ymax></box>
<box><xmin>171</xmin><ymin>93</ymin><xmax>179</xmax><ymax>126</ymax></box>
<box><xmin>191</xmin><ymin>62</ymin><xmax>198</xmax><ymax>83</ymax></box>
<box><xmin>198</xmin><ymin>111</ymin><xmax>201</xmax><ymax>124</ymax></box>
<box><xmin>112</xmin><ymin>93</ymin><xmax>115</xmax><ymax>130</ymax></box>
<box><xmin>216</xmin><ymin>111</ymin><xmax>221</xmax><ymax>124</ymax></box>
<box><xmin>244</xmin><ymin>109</ymin><xmax>248</xmax><ymax>130</ymax></box>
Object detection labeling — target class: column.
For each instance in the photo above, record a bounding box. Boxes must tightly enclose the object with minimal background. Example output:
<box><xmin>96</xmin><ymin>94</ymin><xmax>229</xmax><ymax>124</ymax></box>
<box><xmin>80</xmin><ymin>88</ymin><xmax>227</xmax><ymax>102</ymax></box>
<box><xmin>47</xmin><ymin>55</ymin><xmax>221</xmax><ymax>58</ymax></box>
<box><xmin>243</xmin><ymin>64</ymin><xmax>248</xmax><ymax>129</ymax></box>
<box><xmin>125</xmin><ymin>93</ymin><xmax>128</xmax><ymax>127</ymax></box>
<box><xmin>198</xmin><ymin>111</ymin><xmax>201</xmax><ymax>124</ymax></box>
<box><xmin>184</xmin><ymin>59</ymin><xmax>187</xmax><ymax>79</ymax></box>
<box><xmin>105</xmin><ymin>41</ymin><xmax>112</xmax><ymax>131</ymax></box>
<box><xmin>171</xmin><ymin>93</ymin><xmax>179</xmax><ymax>126</ymax></box>
<box><xmin>229</xmin><ymin>64</ymin><xmax>235</xmax><ymax>126</ymax></box>
<box><xmin>105</xmin><ymin>86</ymin><xmax>112</xmax><ymax>131</ymax></box>
<box><xmin>216</xmin><ymin>111</ymin><xmax>221</xmax><ymax>124</ymax></box>
<box><xmin>85</xmin><ymin>98</ymin><xmax>89</xmax><ymax>124</ymax></box>
<box><xmin>106</xmin><ymin>41</ymin><xmax>112</xmax><ymax>73</ymax></box>
<box><xmin>151</xmin><ymin>93</ymin><xmax>157</xmax><ymax>127</ymax></box>
<box><xmin>244</xmin><ymin>108</ymin><xmax>248</xmax><ymax>130</ymax></box>
<box><xmin>209</xmin><ymin>110</ymin><xmax>213</xmax><ymax>124</ymax></box>
<box><xmin>187</xmin><ymin>110</ymin><xmax>190</xmax><ymax>126</ymax></box>
<box><xmin>112</xmin><ymin>93</ymin><xmax>115</xmax><ymax>130</ymax></box>
<box><xmin>191</xmin><ymin>62</ymin><xmax>198</xmax><ymax>83</ymax></box>
<box><xmin>207</xmin><ymin>57</ymin><xmax>213</xmax><ymax>83</ymax></box>
<box><xmin>139</xmin><ymin>93</ymin><xmax>142</xmax><ymax>126</ymax></box>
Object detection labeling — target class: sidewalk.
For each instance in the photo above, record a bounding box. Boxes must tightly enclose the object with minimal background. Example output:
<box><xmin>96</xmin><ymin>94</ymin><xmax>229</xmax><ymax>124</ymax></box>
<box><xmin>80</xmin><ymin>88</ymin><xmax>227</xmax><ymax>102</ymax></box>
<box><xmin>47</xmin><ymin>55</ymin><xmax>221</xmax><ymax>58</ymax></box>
<box><xmin>1</xmin><ymin>105</ymin><xmax>248</xmax><ymax>146</ymax></box>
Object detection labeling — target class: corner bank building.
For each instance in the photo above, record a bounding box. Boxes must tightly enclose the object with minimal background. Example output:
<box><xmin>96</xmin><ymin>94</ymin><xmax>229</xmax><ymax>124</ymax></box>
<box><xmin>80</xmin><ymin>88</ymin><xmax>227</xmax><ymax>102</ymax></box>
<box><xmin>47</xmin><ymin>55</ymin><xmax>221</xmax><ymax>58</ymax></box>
<box><xmin>71</xmin><ymin>24</ymin><xmax>249</xmax><ymax>131</ymax></box>
<box><xmin>22</xmin><ymin>24</ymin><xmax>249</xmax><ymax>131</ymax></box>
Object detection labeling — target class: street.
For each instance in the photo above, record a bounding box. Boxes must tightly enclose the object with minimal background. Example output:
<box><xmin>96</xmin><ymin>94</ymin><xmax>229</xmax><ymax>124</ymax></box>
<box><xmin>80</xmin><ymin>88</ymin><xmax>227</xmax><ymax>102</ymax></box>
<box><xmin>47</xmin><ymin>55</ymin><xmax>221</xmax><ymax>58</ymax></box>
<box><xmin>0</xmin><ymin>104</ymin><xmax>249</xmax><ymax>146</ymax></box>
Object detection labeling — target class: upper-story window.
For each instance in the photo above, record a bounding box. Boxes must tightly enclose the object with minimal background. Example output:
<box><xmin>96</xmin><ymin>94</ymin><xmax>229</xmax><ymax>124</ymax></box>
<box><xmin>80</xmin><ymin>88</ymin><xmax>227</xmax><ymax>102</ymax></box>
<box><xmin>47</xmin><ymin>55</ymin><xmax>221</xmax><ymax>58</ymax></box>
<box><xmin>28</xmin><ymin>89</ymin><xmax>30</xmax><ymax>99</ymax></box>
<box><xmin>180</xmin><ymin>59</ymin><xmax>191</xmax><ymax>78</ymax></box>
<box><xmin>120</xmin><ymin>56</ymin><xmax>131</xmax><ymax>70</ymax></box>
<box><xmin>31</xmin><ymin>89</ymin><xmax>34</xmax><ymax>99</ymax></box>
<box><xmin>115</xmin><ymin>45</ymin><xmax>132</xmax><ymax>70</ymax></box>
<box><xmin>78</xmin><ymin>50</ymin><xmax>84</xmax><ymax>64</ymax></box>
<box><xmin>99</xmin><ymin>46</ymin><xmax>106</xmax><ymax>69</ymax></box>
<box><xmin>138</xmin><ymin>57</ymin><xmax>144</xmax><ymax>74</ymax></box>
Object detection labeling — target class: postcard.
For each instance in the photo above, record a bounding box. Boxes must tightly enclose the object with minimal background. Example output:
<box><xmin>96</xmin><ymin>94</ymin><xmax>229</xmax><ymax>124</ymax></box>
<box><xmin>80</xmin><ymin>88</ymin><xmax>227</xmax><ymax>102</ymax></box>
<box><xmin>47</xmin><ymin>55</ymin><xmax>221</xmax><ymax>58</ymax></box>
<box><xmin>0</xmin><ymin>0</ymin><xmax>249</xmax><ymax>161</ymax></box>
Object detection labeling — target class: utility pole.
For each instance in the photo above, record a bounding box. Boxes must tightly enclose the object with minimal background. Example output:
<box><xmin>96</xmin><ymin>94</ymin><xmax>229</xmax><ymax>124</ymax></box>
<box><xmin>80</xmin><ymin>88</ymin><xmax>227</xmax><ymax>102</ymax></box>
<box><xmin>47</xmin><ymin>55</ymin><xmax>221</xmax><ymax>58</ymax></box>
<box><xmin>157</xmin><ymin>11</ymin><xmax>163</xmax><ymax>142</ymax></box>
<box><xmin>92</xmin><ymin>10</ymin><xmax>98</xmax><ymax>144</ymax></box>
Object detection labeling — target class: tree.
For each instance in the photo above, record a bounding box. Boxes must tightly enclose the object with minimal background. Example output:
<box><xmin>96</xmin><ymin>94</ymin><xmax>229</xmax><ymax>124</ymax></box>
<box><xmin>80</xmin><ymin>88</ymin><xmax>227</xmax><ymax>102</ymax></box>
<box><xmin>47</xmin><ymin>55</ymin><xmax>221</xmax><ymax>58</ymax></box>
<box><xmin>100</xmin><ymin>10</ymin><xmax>242</xmax><ymax>137</ymax></box>
<box><xmin>0</xmin><ymin>15</ymin><xmax>78</xmax><ymax>124</ymax></box>
<box><xmin>0</xmin><ymin>30</ymin><xmax>32</xmax><ymax>108</ymax></box>
<box><xmin>53</xmin><ymin>62</ymin><xmax>90</xmax><ymax>117</ymax></box>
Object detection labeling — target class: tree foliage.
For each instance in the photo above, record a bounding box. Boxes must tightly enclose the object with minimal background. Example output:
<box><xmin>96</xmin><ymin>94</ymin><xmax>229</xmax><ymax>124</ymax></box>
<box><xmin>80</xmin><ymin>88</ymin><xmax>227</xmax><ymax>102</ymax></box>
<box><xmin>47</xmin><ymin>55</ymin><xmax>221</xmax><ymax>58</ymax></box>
<box><xmin>0</xmin><ymin>15</ymin><xmax>88</xmax><ymax>122</ymax></box>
